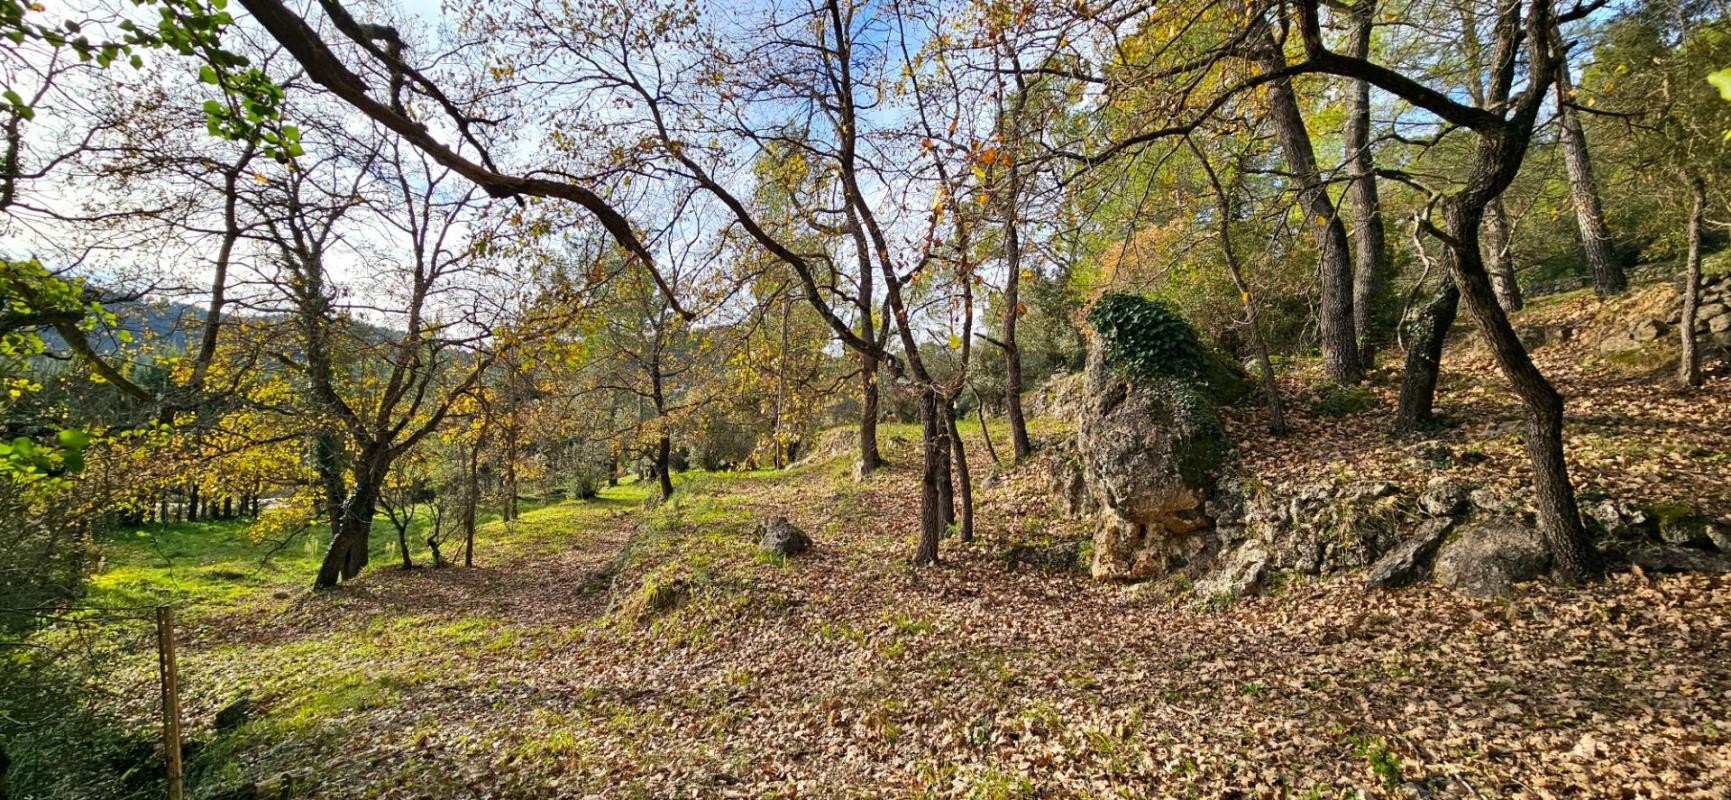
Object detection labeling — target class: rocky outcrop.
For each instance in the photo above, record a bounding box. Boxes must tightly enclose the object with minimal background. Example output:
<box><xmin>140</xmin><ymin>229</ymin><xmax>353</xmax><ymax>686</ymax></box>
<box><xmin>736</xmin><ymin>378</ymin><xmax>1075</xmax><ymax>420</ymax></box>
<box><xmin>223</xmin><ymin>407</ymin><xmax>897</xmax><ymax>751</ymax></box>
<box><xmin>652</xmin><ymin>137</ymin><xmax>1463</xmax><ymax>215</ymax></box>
<box><xmin>1628</xmin><ymin>544</ymin><xmax>1731</xmax><ymax>574</ymax></box>
<box><xmin>1235</xmin><ymin>479</ymin><xmax>1404</xmax><ymax>575</ymax></box>
<box><xmin>757</xmin><ymin>517</ymin><xmax>812</xmax><ymax>558</ymax></box>
<box><xmin>1079</xmin><ymin>349</ymin><xmax>1229</xmax><ymax>580</ymax></box>
<box><xmin>1364</xmin><ymin>518</ymin><xmax>1455</xmax><ymax>590</ymax></box>
<box><xmin>1194</xmin><ymin>542</ymin><xmax>1267</xmax><ymax>601</ymax></box>
<box><xmin>1434</xmin><ymin>519</ymin><xmax>1551</xmax><ymax>598</ymax></box>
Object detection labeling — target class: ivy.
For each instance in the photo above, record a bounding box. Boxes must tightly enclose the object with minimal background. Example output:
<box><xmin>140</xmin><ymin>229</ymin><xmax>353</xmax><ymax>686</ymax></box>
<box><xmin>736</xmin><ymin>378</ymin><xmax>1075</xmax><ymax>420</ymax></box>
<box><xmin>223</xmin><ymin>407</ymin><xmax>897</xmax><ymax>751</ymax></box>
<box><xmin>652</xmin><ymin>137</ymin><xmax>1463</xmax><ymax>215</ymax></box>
<box><xmin>1086</xmin><ymin>292</ymin><xmax>1212</xmax><ymax>385</ymax></box>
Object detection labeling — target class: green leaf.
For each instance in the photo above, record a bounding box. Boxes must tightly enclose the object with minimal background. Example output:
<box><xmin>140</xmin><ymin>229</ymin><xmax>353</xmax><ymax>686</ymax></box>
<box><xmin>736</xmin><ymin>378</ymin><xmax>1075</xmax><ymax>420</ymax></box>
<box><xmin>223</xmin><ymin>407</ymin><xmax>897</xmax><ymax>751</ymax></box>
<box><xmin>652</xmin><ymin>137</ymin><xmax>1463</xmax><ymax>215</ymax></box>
<box><xmin>199</xmin><ymin>64</ymin><xmax>219</xmax><ymax>85</ymax></box>
<box><xmin>57</xmin><ymin>429</ymin><xmax>91</xmax><ymax>451</ymax></box>
<box><xmin>1710</xmin><ymin>68</ymin><xmax>1731</xmax><ymax>102</ymax></box>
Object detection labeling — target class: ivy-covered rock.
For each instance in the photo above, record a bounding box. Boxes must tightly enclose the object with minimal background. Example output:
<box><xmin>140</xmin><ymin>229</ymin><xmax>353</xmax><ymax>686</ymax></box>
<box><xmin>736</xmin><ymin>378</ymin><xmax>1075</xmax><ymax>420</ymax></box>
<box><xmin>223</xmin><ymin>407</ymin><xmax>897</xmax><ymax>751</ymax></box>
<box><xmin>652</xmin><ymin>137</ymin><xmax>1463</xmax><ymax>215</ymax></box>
<box><xmin>1079</xmin><ymin>344</ymin><xmax>1229</xmax><ymax>581</ymax></box>
<box><xmin>1086</xmin><ymin>293</ymin><xmax>1253</xmax><ymax>406</ymax></box>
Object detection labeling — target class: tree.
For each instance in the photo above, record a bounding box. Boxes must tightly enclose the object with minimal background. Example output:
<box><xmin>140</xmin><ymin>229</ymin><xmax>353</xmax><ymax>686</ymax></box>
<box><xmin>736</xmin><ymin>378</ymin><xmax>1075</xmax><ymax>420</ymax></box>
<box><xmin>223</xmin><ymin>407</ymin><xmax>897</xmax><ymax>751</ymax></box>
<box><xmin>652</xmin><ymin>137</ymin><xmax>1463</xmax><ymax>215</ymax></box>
<box><xmin>1552</xmin><ymin>18</ymin><xmax>1629</xmax><ymax>296</ymax></box>
<box><xmin>1342</xmin><ymin>0</ymin><xmax>1391</xmax><ymax>363</ymax></box>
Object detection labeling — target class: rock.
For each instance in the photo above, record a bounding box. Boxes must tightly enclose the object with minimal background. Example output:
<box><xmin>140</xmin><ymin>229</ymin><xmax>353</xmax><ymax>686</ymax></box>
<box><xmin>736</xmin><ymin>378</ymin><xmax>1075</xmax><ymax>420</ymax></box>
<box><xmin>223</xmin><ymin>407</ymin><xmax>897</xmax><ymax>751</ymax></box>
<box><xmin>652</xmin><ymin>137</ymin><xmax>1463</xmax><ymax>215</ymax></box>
<box><xmin>1586</xmin><ymin>499</ymin><xmax>1653</xmax><ymax>541</ymax></box>
<box><xmin>1046</xmin><ymin>453</ymin><xmax>1092</xmax><ymax>517</ymax></box>
<box><xmin>1707</xmin><ymin>521</ymin><xmax>1731</xmax><ymax>552</ymax></box>
<box><xmin>1434</xmin><ymin>518</ymin><xmax>1550</xmax><ymax>597</ymax></box>
<box><xmin>1516</xmin><ymin>324</ymin><xmax>1572</xmax><ymax>350</ymax></box>
<box><xmin>1469</xmin><ymin>487</ymin><xmax>1514</xmax><ymax>515</ymax></box>
<box><xmin>214</xmin><ymin>693</ymin><xmax>256</xmax><ymax>733</ymax></box>
<box><xmin>757</xmin><ymin>516</ymin><xmax>812</xmax><ymax>557</ymax></box>
<box><xmin>1708</xmin><ymin>312</ymin><xmax>1731</xmax><ymax>334</ymax></box>
<box><xmin>1194</xmin><ymin>542</ymin><xmax>1268</xmax><ymax>602</ymax></box>
<box><xmin>1364</xmin><ymin>518</ymin><xmax>1455</xmax><ymax>590</ymax></box>
<box><xmin>1598</xmin><ymin>334</ymin><xmax>1640</xmax><ymax>353</ymax></box>
<box><xmin>1630</xmin><ymin>319</ymin><xmax>1666</xmax><ymax>342</ymax></box>
<box><xmin>1002</xmin><ymin>541</ymin><xmax>1082</xmax><ymax>573</ymax></box>
<box><xmin>1628</xmin><ymin>544</ymin><xmax>1731</xmax><ymax>574</ymax></box>
<box><xmin>1417</xmin><ymin>478</ymin><xmax>1469</xmax><ymax>518</ymax></box>
<box><xmin>1696</xmin><ymin>302</ymin><xmax>1727</xmax><ymax>321</ymax></box>
<box><xmin>1024</xmin><ymin>371</ymin><xmax>1087</xmax><ymax>423</ymax></box>
<box><xmin>1343</xmin><ymin>480</ymin><xmax>1399</xmax><ymax>503</ymax></box>
<box><xmin>1079</xmin><ymin>348</ymin><xmax>1228</xmax><ymax>580</ymax></box>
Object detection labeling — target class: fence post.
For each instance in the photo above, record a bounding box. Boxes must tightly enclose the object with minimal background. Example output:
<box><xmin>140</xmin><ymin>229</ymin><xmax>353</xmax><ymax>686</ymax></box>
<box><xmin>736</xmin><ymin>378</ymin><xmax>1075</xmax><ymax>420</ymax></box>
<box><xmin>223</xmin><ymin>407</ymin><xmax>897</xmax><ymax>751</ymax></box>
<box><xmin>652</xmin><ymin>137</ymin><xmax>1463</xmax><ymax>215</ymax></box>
<box><xmin>156</xmin><ymin>606</ymin><xmax>183</xmax><ymax>800</ymax></box>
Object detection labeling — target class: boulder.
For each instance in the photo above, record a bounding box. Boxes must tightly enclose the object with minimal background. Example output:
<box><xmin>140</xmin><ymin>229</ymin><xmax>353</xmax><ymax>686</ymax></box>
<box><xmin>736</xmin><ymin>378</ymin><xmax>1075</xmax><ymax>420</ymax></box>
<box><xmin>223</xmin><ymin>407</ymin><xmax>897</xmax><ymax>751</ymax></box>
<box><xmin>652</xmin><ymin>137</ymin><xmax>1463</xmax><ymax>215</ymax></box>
<box><xmin>1709</xmin><ymin>521</ymin><xmax>1731</xmax><ymax>553</ymax></box>
<box><xmin>1417</xmin><ymin>478</ymin><xmax>1470</xmax><ymax>518</ymax></box>
<box><xmin>756</xmin><ymin>517</ymin><xmax>812</xmax><ymax>557</ymax></box>
<box><xmin>1364</xmin><ymin>518</ymin><xmax>1455</xmax><ymax>590</ymax></box>
<box><xmin>1598</xmin><ymin>334</ymin><xmax>1640</xmax><ymax>354</ymax></box>
<box><xmin>1586</xmin><ymin>499</ymin><xmax>1653</xmax><ymax>541</ymax></box>
<box><xmin>1628</xmin><ymin>544</ymin><xmax>1731</xmax><ymax>574</ymax></box>
<box><xmin>1045</xmin><ymin>453</ymin><xmax>1092</xmax><ymax>517</ymax></box>
<box><xmin>1469</xmin><ymin>487</ymin><xmax>1516</xmax><ymax>516</ymax></box>
<box><xmin>1630</xmin><ymin>319</ymin><xmax>1666</xmax><ymax>342</ymax></box>
<box><xmin>1434</xmin><ymin>518</ymin><xmax>1550</xmax><ymax>597</ymax></box>
<box><xmin>1079</xmin><ymin>348</ymin><xmax>1228</xmax><ymax>580</ymax></box>
<box><xmin>1194</xmin><ymin>542</ymin><xmax>1267</xmax><ymax>602</ymax></box>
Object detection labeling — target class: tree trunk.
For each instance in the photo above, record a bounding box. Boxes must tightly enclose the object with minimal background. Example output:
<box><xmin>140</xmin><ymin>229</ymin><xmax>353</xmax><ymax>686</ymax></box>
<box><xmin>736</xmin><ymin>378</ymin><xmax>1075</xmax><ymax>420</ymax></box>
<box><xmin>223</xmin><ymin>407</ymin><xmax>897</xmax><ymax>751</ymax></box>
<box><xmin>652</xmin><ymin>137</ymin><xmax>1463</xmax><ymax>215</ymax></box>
<box><xmin>857</xmin><ymin>353</ymin><xmax>883</xmax><ymax>475</ymax></box>
<box><xmin>1483</xmin><ymin>197</ymin><xmax>1524</xmax><ymax>310</ymax></box>
<box><xmin>187</xmin><ymin>482</ymin><xmax>199</xmax><ymax>522</ymax></box>
<box><xmin>1443</xmin><ymin>201</ymin><xmax>1601</xmax><ymax>582</ymax></box>
<box><xmin>1395</xmin><ymin>278</ymin><xmax>1459</xmax><ymax>431</ymax></box>
<box><xmin>1344</xmin><ymin>0</ymin><xmax>1389</xmax><ymax>364</ymax></box>
<box><xmin>1002</xmin><ymin>166</ymin><xmax>1033</xmax><ymax>461</ymax></box>
<box><xmin>944</xmin><ymin>401</ymin><xmax>974</xmax><ymax>543</ymax></box>
<box><xmin>397</xmin><ymin>522</ymin><xmax>414</xmax><ymax>569</ymax></box>
<box><xmin>1680</xmin><ymin>174</ymin><xmax>1706</xmax><ymax>388</ymax></box>
<box><xmin>935</xmin><ymin>413</ymin><xmax>955</xmax><ymax>531</ymax></box>
<box><xmin>1554</xmin><ymin>47</ymin><xmax>1625</xmax><ymax>296</ymax></box>
<box><xmin>1257</xmin><ymin>29</ymin><xmax>1361</xmax><ymax>385</ymax></box>
<box><xmin>975</xmin><ymin>394</ymin><xmax>1002</xmax><ymax>469</ymax></box>
<box><xmin>314</xmin><ymin>461</ymin><xmax>385</xmax><ymax>589</ymax></box>
<box><xmin>462</xmin><ymin>443</ymin><xmax>479</xmax><ymax>568</ymax></box>
<box><xmin>913</xmin><ymin>390</ymin><xmax>943</xmax><ymax>565</ymax></box>
<box><xmin>656</xmin><ymin>433</ymin><xmax>674</xmax><ymax>501</ymax></box>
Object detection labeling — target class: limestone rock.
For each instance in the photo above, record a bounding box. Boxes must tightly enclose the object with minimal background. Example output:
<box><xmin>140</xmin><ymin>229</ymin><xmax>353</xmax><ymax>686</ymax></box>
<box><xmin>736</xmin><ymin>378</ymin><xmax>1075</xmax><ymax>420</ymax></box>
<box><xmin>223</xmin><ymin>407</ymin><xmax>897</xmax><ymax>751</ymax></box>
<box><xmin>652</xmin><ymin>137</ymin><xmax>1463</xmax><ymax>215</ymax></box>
<box><xmin>1364</xmin><ymin>518</ymin><xmax>1455</xmax><ymax>590</ymax></box>
<box><xmin>1045</xmin><ymin>453</ymin><xmax>1092</xmax><ymax>517</ymax></box>
<box><xmin>1194</xmin><ymin>542</ymin><xmax>1268</xmax><ymax>602</ymax></box>
<box><xmin>1434</xmin><ymin>518</ymin><xmax>1550</xmax><ymax>597</ymax></box>
<box><xmin>757</xmin><ymin>517</ymin><xmax>812</xmax><ymax>557</ymax></box>
<box><xmin>1417</xmin><ymin>478</ymin><xmax>1470</xmax><ymax>518</ymax></box>
<box><xmin>1628</xmin><ymin>544</ymin><xmax>1731</xmax><ymax>574</ymax></box>
<box><xmin>1586</xmin><ymin>499</ymin><xmax>1653</xmax><ymax>541</ymax></box>
<box><xmin>1080</xmin><ymin>348</ymin><xmax>1228</xmax><ymax>580</ymax></box>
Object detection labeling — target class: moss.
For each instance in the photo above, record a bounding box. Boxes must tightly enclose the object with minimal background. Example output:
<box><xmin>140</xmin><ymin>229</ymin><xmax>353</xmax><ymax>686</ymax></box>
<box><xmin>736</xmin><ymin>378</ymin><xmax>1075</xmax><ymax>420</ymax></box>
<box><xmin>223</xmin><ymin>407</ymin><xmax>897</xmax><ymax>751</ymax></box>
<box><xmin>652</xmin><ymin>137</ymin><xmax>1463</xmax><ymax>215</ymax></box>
<box><xmin>1310</xmin><ymin>382</ymin><xmax>1378</xmax><ymax>418</ymax></box>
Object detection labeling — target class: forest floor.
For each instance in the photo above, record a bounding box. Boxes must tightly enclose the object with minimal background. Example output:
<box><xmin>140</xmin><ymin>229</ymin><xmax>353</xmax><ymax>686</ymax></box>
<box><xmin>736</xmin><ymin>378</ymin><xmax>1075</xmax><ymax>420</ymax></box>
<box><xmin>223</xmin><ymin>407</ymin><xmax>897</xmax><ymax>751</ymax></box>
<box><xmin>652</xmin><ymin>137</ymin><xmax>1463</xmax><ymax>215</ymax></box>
<box><xmin>30</xmin><ymin>279</ymin><xmax>1731</xmax><ymax>800</ymax></box>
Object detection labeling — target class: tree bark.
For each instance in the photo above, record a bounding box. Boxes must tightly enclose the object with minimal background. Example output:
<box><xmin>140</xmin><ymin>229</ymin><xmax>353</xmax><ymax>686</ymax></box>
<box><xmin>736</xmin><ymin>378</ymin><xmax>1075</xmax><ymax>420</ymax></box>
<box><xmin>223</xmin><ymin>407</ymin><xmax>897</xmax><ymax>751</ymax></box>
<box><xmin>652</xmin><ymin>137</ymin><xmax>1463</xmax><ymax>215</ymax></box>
<box><xmin>944</xmin><ymin>401</ymin><xmax>974</xmax><ymax>543</ymax></box>
<box><xmin>1680</xmin><ymin>174</ymin><xmax>1706</xmax><ymax>388</ymax></box>
<box><xmin>462</xmin><ymin>442</ymin><xmax>478</xmax><ymax>568</ymax></box>
<box><xmin>857</xmin><ymin>353</ymin><xmax>882</xmax><ymax>475</ymax></box>
<box><xmin>935</xmin><ymin>411</ymin><xmax>955</xmax><ymax>531</ymax></box>
<box><xmin>1343</xmin><ymin>0</ymin><xmax>1389</xmax><ymax>364</ymax></box>
<box><xmin>1255</xmin><ymin>25</ymin><xmax>1361</xmax><ymax>385</ymax></box>
<box><xmin>913</xmin><ymin>390</ymin><xmax>943</xmax><ymax>565</ymax></box>
<box><xmin>1001</xmin><ymin>162</ymin><xmax>1033</xmax><ymax>460</ymax></box>
<box><xmin>314</xmin><ymin>459</ymin><xmax>386</xmax><ymax>588</ymax></box>
<box><xmin>655</xmin><ymin>433</ymin><xmax>674</xmax><ymax>501</ymax></box>
<box><xmin>1443</xmin><ymin>201</ymin><xmax>1601</xmax><ymax>582</ymax></box>
<box><xmin>1554</xmin><ymin>45</ymin><xmax>1625</xmax><ymax>296</ymax></box>
<box><xmin>1395</xmin><ymin>278</ymin><xmax>1459</xmax><ymax>431</ymax></box>
<box><xmin>1482</xmin><ymin>197</ymin><xmax>1524</xmax><ymax>310</ymax></box>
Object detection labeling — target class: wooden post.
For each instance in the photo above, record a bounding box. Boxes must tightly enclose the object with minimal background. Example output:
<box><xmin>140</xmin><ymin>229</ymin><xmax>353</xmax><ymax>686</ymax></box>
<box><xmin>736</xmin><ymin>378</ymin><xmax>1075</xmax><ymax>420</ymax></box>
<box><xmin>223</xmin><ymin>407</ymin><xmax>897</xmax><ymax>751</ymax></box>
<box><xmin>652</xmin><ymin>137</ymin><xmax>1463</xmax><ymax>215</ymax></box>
<box><xmin>156</xmin><ymin>606</ymin><xmax>183</xmax><ymax>800</ymax></box>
